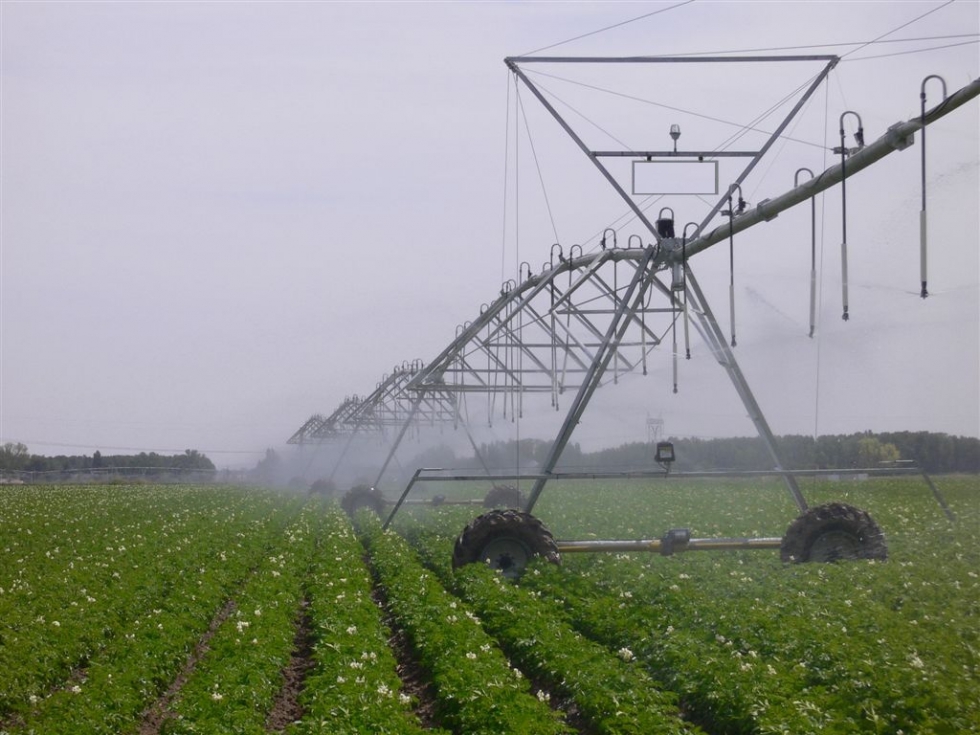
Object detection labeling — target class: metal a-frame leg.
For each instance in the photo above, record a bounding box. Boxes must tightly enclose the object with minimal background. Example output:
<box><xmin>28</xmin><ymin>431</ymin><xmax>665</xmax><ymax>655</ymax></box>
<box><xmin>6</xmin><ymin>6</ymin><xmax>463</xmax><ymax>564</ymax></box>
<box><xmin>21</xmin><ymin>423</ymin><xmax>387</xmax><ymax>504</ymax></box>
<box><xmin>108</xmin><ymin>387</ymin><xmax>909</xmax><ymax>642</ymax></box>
<box><xmin>523</xmin><ymin>251</ymin><xmax>807</xmax><ymax>516</ymax></box>
<box><xmin>372</xmin><ymin>390</ymin><xmax>496</xmax><ymax>496</ymax></box>
<box><xmin>326</xmin><ymin>424</ymin><xmax>364</xmax><ymax>482</ymax></box>
<box><xmin>372</xmin><ymin>393</ymin><xmax>424</xmax><ymax>489</ymax></box>
<box><xmin>685</xmin><ymin>267</ymin><xmax>807</xmax><ymax>513</ymax></box>
<box><xmin>525</xmin><ymin>246</ymin><xmax>659</xmax><ymax>513</ymax></box>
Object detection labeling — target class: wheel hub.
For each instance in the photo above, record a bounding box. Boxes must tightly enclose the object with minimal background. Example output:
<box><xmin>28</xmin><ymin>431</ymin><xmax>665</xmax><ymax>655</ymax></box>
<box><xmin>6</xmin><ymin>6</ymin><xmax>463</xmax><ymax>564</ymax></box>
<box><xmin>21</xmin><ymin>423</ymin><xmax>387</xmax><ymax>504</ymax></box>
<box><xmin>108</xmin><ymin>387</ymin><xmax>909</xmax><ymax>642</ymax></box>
<box><xmin>481</xmin><ymin>536</ymin><xmax>532</xmax><ymax>579</ymax></box>
<box><xmin>809</xmin><ymin>529</ymin><xmax>862</xmax><ymax>562</ymax></box>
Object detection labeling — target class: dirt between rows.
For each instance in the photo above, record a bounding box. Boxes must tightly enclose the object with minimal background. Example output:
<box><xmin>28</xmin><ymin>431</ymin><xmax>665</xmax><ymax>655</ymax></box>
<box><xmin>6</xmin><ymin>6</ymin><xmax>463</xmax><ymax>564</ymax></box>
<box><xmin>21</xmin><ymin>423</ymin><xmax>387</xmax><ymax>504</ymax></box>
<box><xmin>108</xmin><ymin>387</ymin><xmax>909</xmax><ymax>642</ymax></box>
<box><xmin>138</xmin><ymin>598</ymin><xmax>239</xmax><ymax>735</ymax></box>
<box><xmin>363</xmin><ymin>554</ymin><xmax>591</xmax><ymax>734</ymax></box>
<box><xmin>368</xmin><ymin>581</ymin><xmax>445</xmax><ymax>730</ymax></box>
<box><xmin>265</xmin><ymin>598</ymin><xmax>315</xmax><ymax>732</ymax></box>
<box><xmin>3</xmin><ymin>559</ymin><xmax>587</xmax><ymax>734</ymax></box>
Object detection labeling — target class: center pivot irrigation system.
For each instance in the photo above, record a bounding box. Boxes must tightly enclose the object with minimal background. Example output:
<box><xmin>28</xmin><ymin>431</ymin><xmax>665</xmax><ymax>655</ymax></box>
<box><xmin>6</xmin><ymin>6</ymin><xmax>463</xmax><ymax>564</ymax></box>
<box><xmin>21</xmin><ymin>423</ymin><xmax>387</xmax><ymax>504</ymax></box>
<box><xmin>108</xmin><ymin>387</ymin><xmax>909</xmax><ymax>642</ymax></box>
<box><xmin>293</xmin><ymin>53</ymin><xmax>978</xmax><ymax>577</ymax></box>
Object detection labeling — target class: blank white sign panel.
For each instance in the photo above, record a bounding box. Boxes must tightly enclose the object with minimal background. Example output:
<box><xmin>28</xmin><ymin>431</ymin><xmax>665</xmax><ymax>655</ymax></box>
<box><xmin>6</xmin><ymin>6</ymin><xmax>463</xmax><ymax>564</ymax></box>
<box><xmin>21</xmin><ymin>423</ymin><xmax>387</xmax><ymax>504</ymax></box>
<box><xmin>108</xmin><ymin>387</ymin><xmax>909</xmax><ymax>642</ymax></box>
<box><xmin>632</xmin><ymin>160</ymin><xmax>719</xmax><ymax>195</ymax></box>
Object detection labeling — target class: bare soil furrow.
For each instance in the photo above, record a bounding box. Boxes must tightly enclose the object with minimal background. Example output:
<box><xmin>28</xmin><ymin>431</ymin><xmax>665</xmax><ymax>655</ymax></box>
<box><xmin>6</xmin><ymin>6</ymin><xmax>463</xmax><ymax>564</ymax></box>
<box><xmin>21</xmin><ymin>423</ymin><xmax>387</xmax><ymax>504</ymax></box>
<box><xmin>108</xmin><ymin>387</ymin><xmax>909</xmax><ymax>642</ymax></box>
<box><xmin>265</xmin><ymin>597</ymin><xmax>315</xmax><ymax>732</ymax></box>
<box><xmin>137</xmin><ymin>598</ymin><xmax>238</xmax><ymax>735</ymax></box>
<box><xmin>368</xmin><ymin>569</ymin><xmax>444</xmax><ymax>731</ymax></box>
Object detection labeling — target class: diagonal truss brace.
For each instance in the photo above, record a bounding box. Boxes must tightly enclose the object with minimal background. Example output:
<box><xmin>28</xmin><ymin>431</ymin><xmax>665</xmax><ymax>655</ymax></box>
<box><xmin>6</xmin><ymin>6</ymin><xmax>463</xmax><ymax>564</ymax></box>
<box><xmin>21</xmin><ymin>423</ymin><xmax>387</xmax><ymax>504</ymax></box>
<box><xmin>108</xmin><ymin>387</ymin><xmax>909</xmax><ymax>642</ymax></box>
<box><xmin>505</xmin><ymin>54</ymin><xmax>839</xmax><ymax>243</ymax></box>
<box><xmin>313</xmin><ymin>69</ymin><xmax>978</xmax><ymax>520</ymax></box>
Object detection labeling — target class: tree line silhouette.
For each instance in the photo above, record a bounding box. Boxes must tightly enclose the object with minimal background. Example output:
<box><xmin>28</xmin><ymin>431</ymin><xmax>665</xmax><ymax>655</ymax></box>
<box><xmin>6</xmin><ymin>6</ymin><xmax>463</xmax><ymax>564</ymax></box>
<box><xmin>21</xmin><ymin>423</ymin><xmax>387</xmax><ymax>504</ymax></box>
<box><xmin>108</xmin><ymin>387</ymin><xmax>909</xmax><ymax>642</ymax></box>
<box><xmin>442</xmin><ymin>431</ymin><xmax>979</xmax><ymax>474</ymax></box>
<box><xmin>0</xmin><ymin>443</ymin><xmax>215</xmax><ymax>477</ymax></box>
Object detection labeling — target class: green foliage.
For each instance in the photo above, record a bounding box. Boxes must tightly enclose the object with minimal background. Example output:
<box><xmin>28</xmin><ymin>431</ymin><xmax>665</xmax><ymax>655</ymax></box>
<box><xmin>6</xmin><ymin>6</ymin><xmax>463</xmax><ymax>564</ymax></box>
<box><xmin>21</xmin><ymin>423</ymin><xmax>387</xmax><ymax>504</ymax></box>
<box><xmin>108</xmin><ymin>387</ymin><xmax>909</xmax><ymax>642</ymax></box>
<box><xmin>525</xmin><ymin>476</ymin><xmax>980</xmax><ymax>733</ymax></box>
<box><xmin>579</xmin><ymin>431</ymin><xmax>980</xmax><ymax>473</ymax></box>
<box><xmin>162</xmin><ymin>508</ymin><xmax>317</xmax><ymax>734</ymax></box>
<box><xmin>1</xmin><ymin>478</ymin><xmax>975</xmax><ymax>733</ymax></box>
<box><xmin>856</xmin><ymin>437</ymin><xmax>900</xmax><ymax>466</ymax></box>
<box><xmin>288</xmin><ymin>506</ymin><xmax>436</xmax><ymax>735</ymax></box>
<box><xmin>0</xmin><ymin>447</ymin><xmax>216</xmax><ymax>478</ymax></box>
<box><xmin>411</xmin><ymin>531</ymin><xmax>703</xmax><ymax>734</ymax></box>
<box><xmin>0</xmin><ymin>442</ymin><xmax>29</xmax><ymax>471</ymax></box>
<box><xmin>357</xmin><ymin>513</ymin><xmax>571</xmax><ymax>735</ymax></box>
<box><xmin>1</xmin><ymin>485</ymin><xmax>303</xmax><ymax>732</ymax></box>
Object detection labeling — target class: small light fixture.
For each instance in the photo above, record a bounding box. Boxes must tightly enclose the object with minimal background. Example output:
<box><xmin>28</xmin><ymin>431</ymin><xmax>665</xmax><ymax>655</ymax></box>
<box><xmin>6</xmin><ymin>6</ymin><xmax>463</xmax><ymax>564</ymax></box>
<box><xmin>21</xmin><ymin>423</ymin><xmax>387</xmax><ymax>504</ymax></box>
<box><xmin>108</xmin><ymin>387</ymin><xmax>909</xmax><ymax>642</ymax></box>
<box><xmin>669</xmin><ymin>124</ymin><xmax>681</xmax><ymax>153</ymax></box>
<box><xmin>655</xmin><ymin>440</ymin><xmax>675</xmax><ymax>467</ymax></box>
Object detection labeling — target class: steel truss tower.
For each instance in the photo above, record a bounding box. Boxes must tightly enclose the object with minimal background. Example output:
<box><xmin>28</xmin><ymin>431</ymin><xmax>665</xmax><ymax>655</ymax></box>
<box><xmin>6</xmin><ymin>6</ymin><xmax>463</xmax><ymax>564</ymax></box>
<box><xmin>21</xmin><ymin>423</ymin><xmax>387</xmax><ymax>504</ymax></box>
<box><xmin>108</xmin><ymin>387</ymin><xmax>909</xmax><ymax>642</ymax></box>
<box><xmin>293</xmin><ymin>54</ymin><xmax>978</xmax><ymax>517</ymax></box>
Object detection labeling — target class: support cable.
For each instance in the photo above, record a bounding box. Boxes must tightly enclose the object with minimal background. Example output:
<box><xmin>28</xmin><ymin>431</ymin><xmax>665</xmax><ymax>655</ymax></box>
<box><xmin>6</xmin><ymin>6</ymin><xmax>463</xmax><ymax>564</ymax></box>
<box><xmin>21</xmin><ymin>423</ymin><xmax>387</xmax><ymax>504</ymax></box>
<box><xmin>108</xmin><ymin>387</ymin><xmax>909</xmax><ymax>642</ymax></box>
<box><xmin>664</xmin><ymin>33</ymin><xmax>978</xmax><ymax>58</ymax></box>
<box><xmin>747</xmin><ymin>81</ymin><xmax>821</xmax><ymax>203</ymax></box>
<box><xmin>812</xmin><ymin>80</ymin><xmax>832</xmax><ymax>472</ymax></box>
<box><xmin>839</xmin><ymin>0</ymin><xmax>955</xmax><ymax>61</ymax></box>
<box><xmin>581</xmin><ymin>194</ymin><xmax>663</xmax><ymax>256</ymax></box>
<box><xmin>521</xmin><ymin>75</ymin><xmax>633</xmax><ymax>148</ymax></box>
<box><xmin>845</xmin><ymin>39</ymin><xmax>979</xmax><ymax>62</ymax></box>
<box><xmin>524</xmin><ymin>67</ymin><xmax>827</xmax><ymax>150</ymax></box>
<box><xmin>521</xmin><ymin>0</ymin><xmax>696</xmax><ymax>56</ymax></box>
<box><xmin>713</xmin><ymin>72</ymin><xmax>822</xmax><ymax>155</ymax></box>
<box><xmin>500</xmin><ymin>73</ymin><xmax>512</xmax><ymax>286</ymax></box>
<box><xmin>517</xmin><ymin>87</ymin><xmax>562</xmax><ymax>244</ymax></box>
<box><xmin>677</xmin><ymin>77</ymin><xmax>980</xmax><ymax>260</ymax></box>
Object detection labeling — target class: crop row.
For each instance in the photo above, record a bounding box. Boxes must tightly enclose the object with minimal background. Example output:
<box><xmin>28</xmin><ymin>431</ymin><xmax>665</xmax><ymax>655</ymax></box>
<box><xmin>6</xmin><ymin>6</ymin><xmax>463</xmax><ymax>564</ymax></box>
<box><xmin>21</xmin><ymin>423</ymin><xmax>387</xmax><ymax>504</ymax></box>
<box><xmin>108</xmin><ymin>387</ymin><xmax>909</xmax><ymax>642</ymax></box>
<box><xmin>1</xmin><ymin>486</ymin><xmax>303</xmax><ymax>728</ymax></box>
<box><xmin>287</xmin><ymin>505</ymin><xmax>437</xmax><ymax>735</ymax></box>
<box><xmin>534</xmin><ymin>478</ymin><xmax>980</xmax><ymax>732</ymax></box>
<box><xmin>159</xmin><ymin>503</ymin><xmax>319</xmax><ymax>734</ymax></box>
<box><xmin>356</xmin><ymin>513</ymin><xmax>571</xmax><ymax>735</ymax></box>
<box><xmin>2</xmin><ymin>479</ymin><xmax>974</xmax><ymax>734</ymax></box>
<box><xmin>394</xmin><ymin>476</ymin><xmax>978</xmax><ymax>734</ymax></box>
<box><xmin>520</xmin><ymin>554</ymin><xmax>974</xmax><ymax>734</ymax></box>
<box><xmin>409</xmin><ymin>529</ymin><xmax>704</xmax><ymax>735</ymax></box>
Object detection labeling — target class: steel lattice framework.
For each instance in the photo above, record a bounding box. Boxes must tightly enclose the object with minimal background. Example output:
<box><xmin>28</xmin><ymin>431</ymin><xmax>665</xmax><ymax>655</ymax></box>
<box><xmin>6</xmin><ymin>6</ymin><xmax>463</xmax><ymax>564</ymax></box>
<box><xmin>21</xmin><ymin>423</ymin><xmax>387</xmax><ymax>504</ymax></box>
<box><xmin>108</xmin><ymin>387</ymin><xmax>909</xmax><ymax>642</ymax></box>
<box><xmin>288</xmin><ymin>361</ymin><xmax>458</xmax><ymax>445</ymax></box>
<box><xmin>290</xmin><ymin>52</ymin><xmax>979</xmax><ymax>514</ymax></box>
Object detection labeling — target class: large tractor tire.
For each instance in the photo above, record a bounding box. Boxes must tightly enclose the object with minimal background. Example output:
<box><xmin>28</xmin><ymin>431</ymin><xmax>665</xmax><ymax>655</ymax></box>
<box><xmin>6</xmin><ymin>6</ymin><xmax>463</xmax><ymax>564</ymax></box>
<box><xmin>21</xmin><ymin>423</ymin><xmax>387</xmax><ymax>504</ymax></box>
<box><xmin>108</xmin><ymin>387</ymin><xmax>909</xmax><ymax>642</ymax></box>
<box><xmin>309</xmin><ymin>478</ymin><xmax>338</xmax><ymax>497</ymax></box>
<box><xmin>781</xmin><ymin>502</ymin><xmax>887</xmax><ymax>563</ymax></box>
<box><xmin>452</xmin><ymin>509</ymin><xmax>560</xmax><ymax>579</ymax></box>
<box><xmin>482</xmin><ymin>484</ymin><xmax>524</xmax><ymax>509</ymax></box>
<box><xmin>341</xmin><ymin>485</ymin><xmax>386</xmax><ymax>517</ymax></box>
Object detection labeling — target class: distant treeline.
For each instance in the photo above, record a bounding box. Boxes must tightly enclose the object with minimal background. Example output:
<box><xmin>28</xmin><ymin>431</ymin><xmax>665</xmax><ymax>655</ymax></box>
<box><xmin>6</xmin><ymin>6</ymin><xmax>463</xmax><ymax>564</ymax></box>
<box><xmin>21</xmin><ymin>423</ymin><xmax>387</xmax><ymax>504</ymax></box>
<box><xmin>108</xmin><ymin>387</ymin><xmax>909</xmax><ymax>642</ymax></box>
<box><xmin>430</xmin><ymin>431</ymin><xmax>980</xmax><ymax>475</ymax></box>
<box><xmin>0</xmin><ymin>443</ymin><xmax>216</xmax><ymax>475</ymax></box>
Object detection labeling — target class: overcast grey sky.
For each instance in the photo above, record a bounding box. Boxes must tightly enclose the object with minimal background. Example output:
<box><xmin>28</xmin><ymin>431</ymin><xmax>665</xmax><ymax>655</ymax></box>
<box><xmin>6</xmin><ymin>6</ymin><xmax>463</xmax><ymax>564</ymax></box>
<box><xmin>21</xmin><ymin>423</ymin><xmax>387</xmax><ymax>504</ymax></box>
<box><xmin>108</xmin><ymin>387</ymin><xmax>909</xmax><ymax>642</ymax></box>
<box><xmin>2</xmin><ymin>1</ymin><xmax>978</xmax><ymax>467</ymax></box>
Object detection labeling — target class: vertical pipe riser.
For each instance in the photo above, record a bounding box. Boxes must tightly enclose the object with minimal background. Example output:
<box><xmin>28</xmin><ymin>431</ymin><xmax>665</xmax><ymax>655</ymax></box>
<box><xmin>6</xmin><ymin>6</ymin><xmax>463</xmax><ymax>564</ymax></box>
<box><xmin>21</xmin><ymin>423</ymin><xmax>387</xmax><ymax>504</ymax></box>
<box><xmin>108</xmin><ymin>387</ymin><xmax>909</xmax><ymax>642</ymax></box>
<box><xmin>808</xmin><ymin>270</ymin><xmax>817</xmax><ymax>338</ymax></box>
<box><xmin>920</xmin><ymin>209</ymin><xmax>928</xmax><ymax>298</ymax></box>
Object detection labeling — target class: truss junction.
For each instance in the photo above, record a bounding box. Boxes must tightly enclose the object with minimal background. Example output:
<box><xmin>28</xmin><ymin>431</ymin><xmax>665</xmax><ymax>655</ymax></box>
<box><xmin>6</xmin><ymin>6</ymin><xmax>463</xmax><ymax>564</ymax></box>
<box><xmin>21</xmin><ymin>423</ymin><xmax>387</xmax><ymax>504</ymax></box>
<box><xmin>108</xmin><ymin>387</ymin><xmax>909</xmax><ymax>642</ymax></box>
<box><xmin>290</xmin><ymin>52</ymin><xmax>979</xmax><ymax>514</ymax></box>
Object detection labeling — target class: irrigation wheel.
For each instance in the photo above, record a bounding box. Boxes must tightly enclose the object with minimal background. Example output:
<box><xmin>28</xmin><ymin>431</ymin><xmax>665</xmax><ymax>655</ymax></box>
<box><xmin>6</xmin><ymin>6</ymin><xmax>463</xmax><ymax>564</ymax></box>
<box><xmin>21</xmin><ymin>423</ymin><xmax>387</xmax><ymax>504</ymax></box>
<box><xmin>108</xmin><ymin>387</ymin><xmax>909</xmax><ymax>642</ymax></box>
<box><xmin>780</xmin><ymin>502</ymin><xmax>888</xmax><ymax>563</ymax></box>
<box><xmin>452</xmin><ymin>509</ymin><xmax>560</xmax><ymax>579</ymax></box>
<box><xmin>309</xmin><ymin>478</ymin><xmax>338</xmax><ymax>497</ymax></box>
<box><xmin>482</xmin><ymin>484</ymin><xmax>525</xmax><ymax>509</ymax></box>
<box><xmin>341</xmin><ymin>485</ymin><xmax>386</xmax><ymax>517</ymax></box>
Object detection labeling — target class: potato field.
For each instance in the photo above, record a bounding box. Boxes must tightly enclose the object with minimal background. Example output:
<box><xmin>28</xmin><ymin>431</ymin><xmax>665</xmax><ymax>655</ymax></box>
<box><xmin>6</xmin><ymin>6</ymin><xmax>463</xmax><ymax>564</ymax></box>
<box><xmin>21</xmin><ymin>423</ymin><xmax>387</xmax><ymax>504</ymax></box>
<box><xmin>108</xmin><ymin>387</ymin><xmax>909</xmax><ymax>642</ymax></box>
<box><xmin>0</xmin><ymin>476</ymin><xmax>976</xmax><ymax>734</ymax></box>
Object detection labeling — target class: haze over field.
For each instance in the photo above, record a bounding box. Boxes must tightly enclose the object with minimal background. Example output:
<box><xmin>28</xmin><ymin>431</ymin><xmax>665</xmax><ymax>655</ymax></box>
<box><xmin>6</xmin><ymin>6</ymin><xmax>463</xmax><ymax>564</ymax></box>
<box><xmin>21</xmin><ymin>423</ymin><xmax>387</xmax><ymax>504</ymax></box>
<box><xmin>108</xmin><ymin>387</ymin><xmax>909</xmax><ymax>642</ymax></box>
<box><xmin>2</xmin><ymin>1</ymin><xmax>977</xmax><ymax>467</ymax></box>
